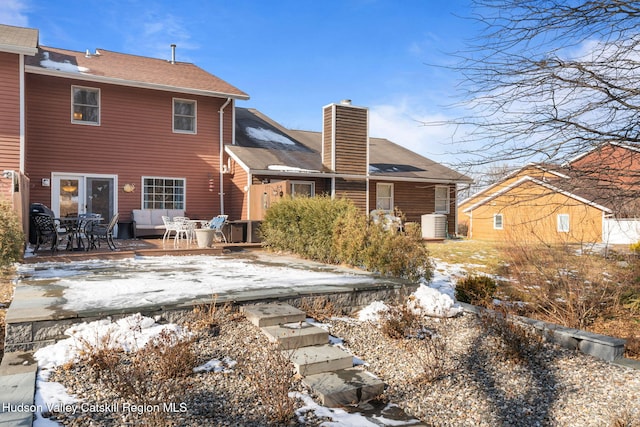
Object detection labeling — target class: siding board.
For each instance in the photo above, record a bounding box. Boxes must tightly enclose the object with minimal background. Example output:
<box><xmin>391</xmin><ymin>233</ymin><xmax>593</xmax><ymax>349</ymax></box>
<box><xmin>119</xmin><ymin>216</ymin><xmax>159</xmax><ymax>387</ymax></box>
<box><xmin>0</xmin><ymin>52</ymin><xmax>21</xmax><ymax>176</ymax></box>
<box><xmin>25</xmin><ymin>73</ymin><xmax>231</xmax><ymax>220</ymax></box>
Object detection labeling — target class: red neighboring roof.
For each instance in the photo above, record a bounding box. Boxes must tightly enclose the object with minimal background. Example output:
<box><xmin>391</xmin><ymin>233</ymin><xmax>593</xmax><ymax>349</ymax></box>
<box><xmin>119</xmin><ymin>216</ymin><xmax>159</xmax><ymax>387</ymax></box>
<box><xmin>25</xmin><ymin>46</ymin><xmax>249</xmax><ymax>99</ymax></box>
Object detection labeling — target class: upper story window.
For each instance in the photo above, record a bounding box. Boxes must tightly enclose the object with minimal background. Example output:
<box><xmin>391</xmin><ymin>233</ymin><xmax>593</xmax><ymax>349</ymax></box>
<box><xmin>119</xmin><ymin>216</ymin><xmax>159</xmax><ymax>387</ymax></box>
<box><xmin>290</xmin><ymin>181</ymin><xmax>315</xmax><ymax>198</ymax></box>
<box><xmin>435</xmin><ymin>185</ymin><xmax>450</xmax><ymax>214</ymax></box>
<box><xmin>173</xmin><ymin>99</ymin><xmax>196</xmax><ymax>133</ymax></box>
<box><xmin>72</xmin><ymin>86</ymin><xmax>100</xmax><ymax>125</ymax></box>
<box><xmin>376</xmin><ymin>183</ymin><xmax>394</xmax><ymax>211</ymax></box>
<box><xmin>143</xmin><ymin>177</ymin><xmax>185</xmax><ymax>209</ymax></box>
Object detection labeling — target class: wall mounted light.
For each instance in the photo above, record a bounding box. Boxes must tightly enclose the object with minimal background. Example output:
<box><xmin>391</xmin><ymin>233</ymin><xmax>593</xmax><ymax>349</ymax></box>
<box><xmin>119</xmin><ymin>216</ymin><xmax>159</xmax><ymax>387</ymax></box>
<box><xmin>123</xmin><ymin>183</ymin><xmax>136</xmax><ymax>193</ymax></box>
<box><xmin>208</xmin><ymin>173</ymin><xmax>215</xmax><ymax>192</ymax></box>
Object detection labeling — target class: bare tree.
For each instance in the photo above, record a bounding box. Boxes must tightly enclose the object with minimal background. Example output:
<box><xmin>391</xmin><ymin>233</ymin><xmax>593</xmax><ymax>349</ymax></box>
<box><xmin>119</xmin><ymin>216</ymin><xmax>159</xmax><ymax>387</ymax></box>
<box><xmin>451</xmin><ymin>0</ymin><xmax>640</xmax><ymax>167</ymax></box>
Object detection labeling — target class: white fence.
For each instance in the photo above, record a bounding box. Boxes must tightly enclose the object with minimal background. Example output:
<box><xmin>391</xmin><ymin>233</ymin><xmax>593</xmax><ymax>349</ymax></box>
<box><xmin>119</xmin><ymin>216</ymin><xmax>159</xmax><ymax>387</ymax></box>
<box><xmin>603</xmin><ymin>218</ymin><xmax>640</xmax><ymax>244</ymax></box>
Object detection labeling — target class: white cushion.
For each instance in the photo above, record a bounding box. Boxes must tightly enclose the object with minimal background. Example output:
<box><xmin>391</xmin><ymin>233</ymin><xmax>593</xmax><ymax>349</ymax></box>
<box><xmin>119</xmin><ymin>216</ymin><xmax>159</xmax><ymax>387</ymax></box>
<box><xmin>133</xmin><ymin>209</ymin><xmax>151</xmax><ymax>225</ymax></box>
<box><xmin>150</xmin><ymin>210</ymin><xmax>166</xmax><ymax>225</ymax></box>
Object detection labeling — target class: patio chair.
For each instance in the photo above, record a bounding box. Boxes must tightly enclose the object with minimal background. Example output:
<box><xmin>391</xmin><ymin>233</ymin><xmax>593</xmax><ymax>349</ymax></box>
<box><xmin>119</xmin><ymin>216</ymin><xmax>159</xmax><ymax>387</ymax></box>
<box><xmin>172</xmin><ymin>216</ymin><xmax>192</xmax><ymax>246</ymax></box>
<box><xmin>88</xmin><ymin>213</ymin><xmax>119</xmax><ymax>250</ymax></box>
<box><xmin>162</xmin><ymin>215</ymin><xmax>179</xmax><ymax>244</ymax></box>
<box><xmin>32</xmin><ymin>213</ymin><xmax>67</xmax><ymax>254</ymax></box>
<box><xmin>207</xmin><ymin>215</ymin><xmax>228</xmax><ymax>243</ymax></box>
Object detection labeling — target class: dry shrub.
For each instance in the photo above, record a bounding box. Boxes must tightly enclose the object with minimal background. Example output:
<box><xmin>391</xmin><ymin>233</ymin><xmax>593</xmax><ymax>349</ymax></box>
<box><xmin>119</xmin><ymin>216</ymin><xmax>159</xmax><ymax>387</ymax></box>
<box><xmin>409</xmin><ymin>327</ymin><xmax>451</xmax><ymax>383</ymax></box>
<box><xmin>500</xmin><ymin>239</ymin><xmax>622</xmax><ymax>329</ymax></box>
<box><xmin>479</xmin><ymin>307</ymin><xmax>543</xmax><ymax>361</ymax></box>
<box><xmin>245</xmin><ymin>342</ymin><xmax>297</xmax><ymax>424</ymax></box>
<box><xmin>78</xmin><ymin>326</ymin><xmax>195</xmax><ymax>426</ymax></box>
<box><xmin>298</xmin><ymin>296</ymin><xmax>342</xmax><ymax>321</ymax></box>
<box><xmin>144</xmin><ymin>328</ymin><xmax>197</xmax><ymax>380</ymax></box>
<box><xmin>609</xmin><ymin>409</ymin><xmax>640</xmax><ymax>427</ymax></box>
<box><xmin>380</xmin><ymin>304</ymin><xmax>422</xmax><ymax>339</ymax></box>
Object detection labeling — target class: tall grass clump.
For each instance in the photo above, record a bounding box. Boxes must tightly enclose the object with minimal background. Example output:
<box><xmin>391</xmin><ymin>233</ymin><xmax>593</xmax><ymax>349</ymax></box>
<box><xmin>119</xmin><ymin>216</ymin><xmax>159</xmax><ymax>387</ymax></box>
<box><xmin>261</xmin><ymin>196</ymin><xmax>433</xmax><ymax>281</ymax></box>
<box><xmin>0</xmin><ymin>200</ymin><xmax>24</xmax><ymax>269</ymax></box>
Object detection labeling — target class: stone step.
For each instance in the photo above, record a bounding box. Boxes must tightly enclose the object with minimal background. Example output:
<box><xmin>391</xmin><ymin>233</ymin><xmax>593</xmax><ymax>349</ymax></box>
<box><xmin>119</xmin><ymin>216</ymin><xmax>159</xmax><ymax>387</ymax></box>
<box><xmin>241</xmin><ymin>302</ymin><xmax>306</xmax><ymax>327</ymax></box>
<box><xmin>284</xmin><ymin>344</ymin><xmax>353</xmax><ymax>376</ymax></box>
<box><xmin>0</xmin><ymin>351</ymin><xmax>38</xmax><ymax>427</ymax></box>
<box><xmin>261</xmin><ymin>322</ymin><xmax>329</xmax><ymax>350</ymax></box>
<box><xmin>302</xmin><ymin>367</ymin><xmax>385</xmax><ymax>408</ymax></box>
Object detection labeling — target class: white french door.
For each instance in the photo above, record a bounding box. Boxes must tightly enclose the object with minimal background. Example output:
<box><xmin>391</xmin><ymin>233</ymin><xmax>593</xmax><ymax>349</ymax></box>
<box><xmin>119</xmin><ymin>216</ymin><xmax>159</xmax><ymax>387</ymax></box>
<box><xmin>52</xmin><ymin>173</ymin><xmax>117</xmax><ymax>220</ymax></box>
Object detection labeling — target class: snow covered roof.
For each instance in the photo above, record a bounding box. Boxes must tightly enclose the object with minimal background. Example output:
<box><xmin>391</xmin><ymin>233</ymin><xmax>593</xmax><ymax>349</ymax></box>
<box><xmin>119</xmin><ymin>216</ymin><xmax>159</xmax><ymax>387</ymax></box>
<box><xmin>24</xmin><ymin>45</ymin><xmax>248</xmax><ymax>99</ymax></box>
<box><xmin>230</xmin><ymin>108</ymin><xmax>472</xmax><ymax>183</ymax></box>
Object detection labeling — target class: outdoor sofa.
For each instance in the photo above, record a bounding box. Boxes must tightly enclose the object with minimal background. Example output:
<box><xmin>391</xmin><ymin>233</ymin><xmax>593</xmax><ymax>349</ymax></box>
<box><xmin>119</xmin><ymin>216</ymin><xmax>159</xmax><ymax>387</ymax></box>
<box><xmin>132</xmin><ymin>209</ymin><xmax>185</xmax><ymax>237</ymax></box>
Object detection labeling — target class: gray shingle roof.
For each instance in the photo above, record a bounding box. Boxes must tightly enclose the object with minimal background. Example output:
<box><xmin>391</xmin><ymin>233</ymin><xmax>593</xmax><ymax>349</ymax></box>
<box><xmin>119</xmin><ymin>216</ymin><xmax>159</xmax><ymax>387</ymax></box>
<box><xmin>229</xmin><ymin>108</ymin><xmax>472</xmax><ymax>183</ymax></box>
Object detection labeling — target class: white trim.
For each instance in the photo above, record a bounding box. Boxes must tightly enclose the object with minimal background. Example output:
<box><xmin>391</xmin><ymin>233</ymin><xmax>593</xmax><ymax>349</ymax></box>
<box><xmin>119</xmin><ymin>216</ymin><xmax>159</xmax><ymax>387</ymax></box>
<box><xmin>493</xmin><ymin>213</ymin><xmax>503</xmax><ymax>230</ymax></box>
<box><xmin>557</xmin><ymin>213</ymin><xmax>570</xmax><ymax>233</ymax></box>
<box><xmin>434</xmin><ymin>185</ymin><xmax>450</xmax><ymax>214</ymax></box>
<box><xmin>289</xmin><ymin>180</ymin><xmax>315</xmax><ymax>197</ymax></box>
<box><xmin>462</xmin><ymin>175</ymin><xmax>613</xmax><ymax>214</ymax></box>
<box><xmin>26</xmin><ymin>65</ymin><xmax>249</xmax><ymax>100</ymax></box>
<box><xmin>376</xmin><ymin>182</ymin><xmax>394</xmax><ymax>211</ymax></box>
<box><xmin>0</xmin><ymin>43</ymin><xmax>38</xmax><ymax>56</ymax></box>
<box><xmin>172</xmin><ymin>98</ymin><xmax>197</xmax><ymax>134</ymax></box>
<box><xmin>71</xmin><ymin>85</ymin><xmax>101</xmax><ymax>126</ymax></box>
<box><xmin>141</xmin><ymin>176</ymin><xmax>186</xmax><ymax>209</ymax></box>
<box><xmin>50</xmin><ymin>172</ymin><xmax>118</xmax><ymax>218</ymax></box>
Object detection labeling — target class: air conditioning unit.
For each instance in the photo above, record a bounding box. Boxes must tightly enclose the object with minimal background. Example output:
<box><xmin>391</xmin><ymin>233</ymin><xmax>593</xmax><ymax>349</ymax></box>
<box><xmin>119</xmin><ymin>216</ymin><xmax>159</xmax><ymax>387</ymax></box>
<box><xmin>421</xmin><ymin>214</ymin><xmax>447</xmax><ymax>239</ymax></box>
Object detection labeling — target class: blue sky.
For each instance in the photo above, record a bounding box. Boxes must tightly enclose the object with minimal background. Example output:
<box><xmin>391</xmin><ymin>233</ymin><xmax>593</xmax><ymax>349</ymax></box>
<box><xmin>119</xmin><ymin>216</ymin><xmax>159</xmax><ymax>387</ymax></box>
<box><xmin>3</xmin><ymin>0</ymin><xmax>476</xmax><ymax>163</ymax></box>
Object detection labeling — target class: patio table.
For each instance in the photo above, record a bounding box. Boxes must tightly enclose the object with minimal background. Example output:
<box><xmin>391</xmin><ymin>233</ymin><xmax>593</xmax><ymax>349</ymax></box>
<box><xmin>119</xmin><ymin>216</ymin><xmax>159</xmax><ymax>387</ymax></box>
<box><xmin>57</xmin><ymin>216</ymin><xmax>103</xmax><ymax>251</ymax></box>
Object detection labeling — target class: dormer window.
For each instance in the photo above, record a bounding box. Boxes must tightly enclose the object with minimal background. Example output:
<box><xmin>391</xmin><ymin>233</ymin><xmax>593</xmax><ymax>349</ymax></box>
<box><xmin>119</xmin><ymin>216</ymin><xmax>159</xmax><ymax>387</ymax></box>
<box><xmin>72</xmin><ymin>86</ymin><xmax>100</xmax><ymax>125</ymax></box>
<box><xmin>173</xmin><ymin>98</ymin><xmax>196</xmax><ymax>133</ymax></box>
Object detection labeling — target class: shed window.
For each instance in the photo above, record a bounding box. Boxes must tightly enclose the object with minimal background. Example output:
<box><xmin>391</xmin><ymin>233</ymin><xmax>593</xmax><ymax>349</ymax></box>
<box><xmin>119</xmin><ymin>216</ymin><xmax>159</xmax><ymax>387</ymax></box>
<box><xmin>173</xmin><ymin>99</ymin><xmax>196</xmax><ymax>133</ymax></box>
<box><xmin>493</xmin><ymin>214</ymin><xmax>503</xmax><ymax>230</ymax></box>
<box><xmin>435</xmin><ymin>186</ymin><xmax>450</xmax><ymax>214</ymax></box>
<box><xmin>72</xmin><ymin>86</ymin><xmax>100</xmax><ymax>125</ymax></box>
<box><xmin>557</xmin><ymin>214</ymin><xmax>570</xmax><ymax>232</ymax></box>
<box><xmin>376</xmin><ymin>183</ymin><xmax>394</xmax><ymax>211</ymax></box>
<box><xmin>143</xmin><ymin>177</ymin><xmax>185</xmax><ymax>209</ymax></box>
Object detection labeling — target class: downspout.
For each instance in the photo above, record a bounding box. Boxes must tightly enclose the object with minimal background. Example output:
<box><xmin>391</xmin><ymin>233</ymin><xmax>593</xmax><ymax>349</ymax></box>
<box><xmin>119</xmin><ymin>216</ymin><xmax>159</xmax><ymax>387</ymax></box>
<box><xmin>219</xmin><ymin>97</ymin><xmax>232</xmax><ymax>214</ymax></box>
<box><xmin>19</xmin><ymin>54</ymin><xmax>25</xmax><ymax>173</ymax></box>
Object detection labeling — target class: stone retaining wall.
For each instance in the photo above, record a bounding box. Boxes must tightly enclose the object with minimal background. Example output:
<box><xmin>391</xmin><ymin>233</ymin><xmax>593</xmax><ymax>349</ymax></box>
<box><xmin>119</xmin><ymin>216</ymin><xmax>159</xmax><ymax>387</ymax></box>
<box><xmin>459</xmin><ymin>302</ymin><xmax>626</xmax><ymax>362</ymax></box>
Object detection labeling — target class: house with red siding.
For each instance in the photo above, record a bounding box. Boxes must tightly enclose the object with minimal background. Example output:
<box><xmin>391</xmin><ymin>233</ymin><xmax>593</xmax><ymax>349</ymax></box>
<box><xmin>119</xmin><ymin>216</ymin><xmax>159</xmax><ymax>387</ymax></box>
<box><xmin>0</xmin><ymin>23</ymin><xmax>471</xmax><ymax>242</ymax></box>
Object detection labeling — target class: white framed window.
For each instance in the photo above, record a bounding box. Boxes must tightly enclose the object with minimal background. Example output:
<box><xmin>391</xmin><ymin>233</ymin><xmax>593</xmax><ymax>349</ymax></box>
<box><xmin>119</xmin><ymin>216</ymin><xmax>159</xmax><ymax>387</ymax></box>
<box><xmin>435</xmin><ymin>185</ymin><xmax>450</xmax><ymax>214</ymax></box>
<box><xmin>143</xmin><ymin>177</ymin><xmax>185</xmax><ymax>209</ymax></box>
<box><xmin>493</xmin><ymin>213</ymin><xmax>503</xmax><ymax>230</ymax></box>
<box><xmin>376</xmin><ymin>183</ymin><xmax>394</xmax><ymax>211</ymax></box>
<box><xmin>290</xmin><ymin>181</ymin><xmax>315</xmax><ymax>198</ymax></box>
<box><xmin>557</xmin><ymin>214</ymin><xmax>570</xmax><ymax>232</ymax></box>
<box><xmin>72</xmin><ymin>86</ymin><xmax>100</xmax><ymax>125</ymax></box>
<box><xmin>173</xmin><ymin>98</ymin><xmax>196</xmax><ymax>133</ymax></box>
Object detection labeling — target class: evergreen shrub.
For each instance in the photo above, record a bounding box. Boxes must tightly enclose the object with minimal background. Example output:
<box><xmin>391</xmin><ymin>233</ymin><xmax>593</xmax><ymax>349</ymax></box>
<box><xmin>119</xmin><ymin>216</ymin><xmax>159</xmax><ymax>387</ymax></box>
<box><xmin>0</xmin><ymin>200</ymin><xmax>24</xmax><ymax>269</ymax></box>
<box><xmin>455</xmin><ymin>274</ymin><xmax>497</xmax><ymax>305</ymax></box>
<box><xmin>261</xmin><ymin>196</ymin><xmax>433</xmax><ymax>281</ymax></box>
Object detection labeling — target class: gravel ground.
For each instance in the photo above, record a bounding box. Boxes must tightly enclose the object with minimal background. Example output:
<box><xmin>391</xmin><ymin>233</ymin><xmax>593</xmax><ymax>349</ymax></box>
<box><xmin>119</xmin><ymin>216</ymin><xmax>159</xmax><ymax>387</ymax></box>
<box><xmin>42</xmin><ymin>307</ymin><xmax>640</xmax><ymax>427</ymax></box>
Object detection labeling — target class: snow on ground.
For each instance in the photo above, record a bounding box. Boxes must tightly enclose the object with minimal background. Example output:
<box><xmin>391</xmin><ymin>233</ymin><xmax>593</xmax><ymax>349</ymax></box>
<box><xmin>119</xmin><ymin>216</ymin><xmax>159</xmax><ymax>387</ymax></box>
<box><xmin>16</xmin><ymin>254</ymin><xmax>382</xmax><ymax>312</ymax></box>
<box><xmin>25</xmin><ymin>254</ymin><xmax>469</xmax><ymax>426</ymax></box>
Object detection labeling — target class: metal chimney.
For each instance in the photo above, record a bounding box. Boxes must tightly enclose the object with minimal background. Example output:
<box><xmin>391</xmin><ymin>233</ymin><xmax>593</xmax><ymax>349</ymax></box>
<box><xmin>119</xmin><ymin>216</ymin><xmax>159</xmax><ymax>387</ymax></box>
<box><xmin>170</xmin><ymin>44</ymin><xmax>176</xmax><ymax>64</ymax></box>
